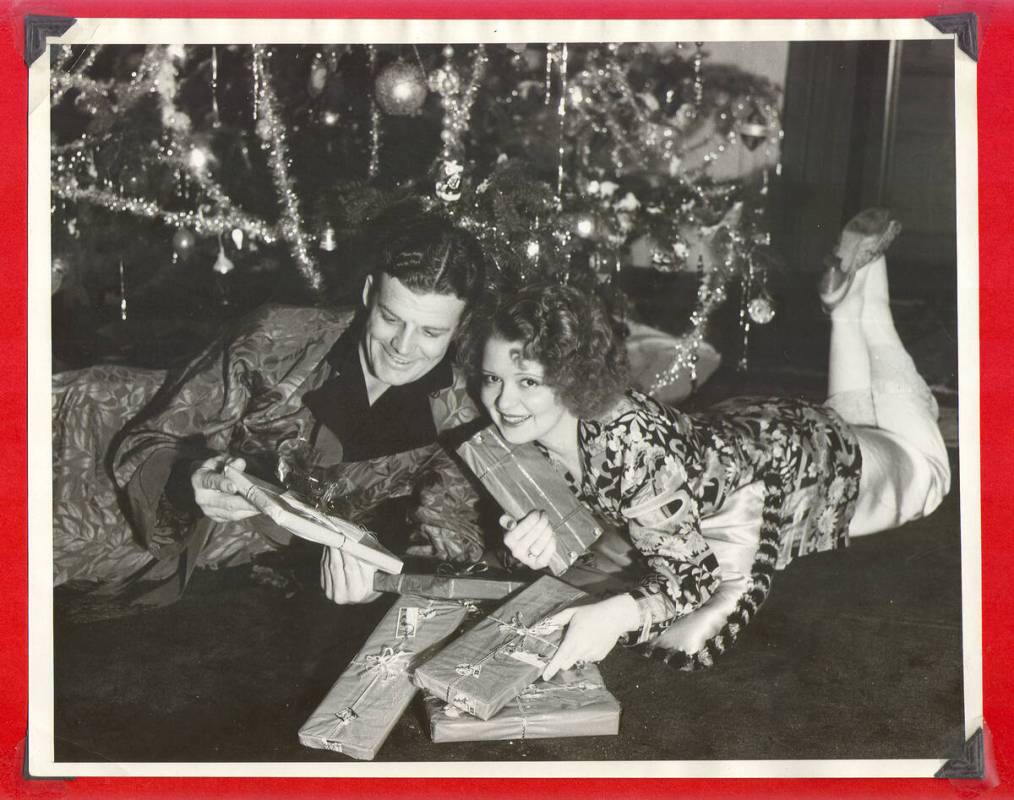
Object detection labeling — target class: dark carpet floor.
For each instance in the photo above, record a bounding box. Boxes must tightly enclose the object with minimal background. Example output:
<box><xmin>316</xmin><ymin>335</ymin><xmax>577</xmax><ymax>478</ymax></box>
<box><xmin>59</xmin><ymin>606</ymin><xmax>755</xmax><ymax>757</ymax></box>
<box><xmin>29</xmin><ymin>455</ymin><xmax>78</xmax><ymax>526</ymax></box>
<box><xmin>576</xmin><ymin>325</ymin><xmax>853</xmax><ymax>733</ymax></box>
<box><xmin>53</xmin><ymin>456</ymin><xmax>964</xmax><ymax>765</ymax></box>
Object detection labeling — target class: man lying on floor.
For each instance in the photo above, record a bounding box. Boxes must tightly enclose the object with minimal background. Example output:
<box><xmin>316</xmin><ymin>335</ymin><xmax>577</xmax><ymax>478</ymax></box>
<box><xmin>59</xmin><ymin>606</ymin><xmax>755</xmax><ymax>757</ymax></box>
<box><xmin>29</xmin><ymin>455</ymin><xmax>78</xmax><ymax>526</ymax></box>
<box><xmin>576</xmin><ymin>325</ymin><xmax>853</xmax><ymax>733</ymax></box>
<box><xmin>54</xmin><ymin>205</ymin><xmax>490</xmax><ymax>606</ymax></box>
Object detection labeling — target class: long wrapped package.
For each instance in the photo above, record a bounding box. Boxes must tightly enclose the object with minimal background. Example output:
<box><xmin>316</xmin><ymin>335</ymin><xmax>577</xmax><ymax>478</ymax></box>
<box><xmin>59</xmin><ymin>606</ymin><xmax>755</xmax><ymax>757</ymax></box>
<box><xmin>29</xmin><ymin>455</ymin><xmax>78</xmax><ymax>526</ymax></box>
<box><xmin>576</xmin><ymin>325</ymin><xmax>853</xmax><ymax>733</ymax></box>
<box><xmin>423</xmin><ymin>662</ymin><xmax>620</xmax><ymax>742</ymax></box>
<box><xmin>412</xmin><ymin>575</ymin><xmax>587</xmax><ymax>720</ymax></box>
<box><xmin>298</xmin><ymin>595</ymin><xmax>472</xmax><ymax>759</ymax></box>
<box><xmin>374</xmin><ymin>559</ymin><xmax>529</xmax><ymax>601</ymax></box>
<box><xmin>457</xmin><ymin>426</ymin><xmax>603</xmax><ymax>575</ymax></box>
<box><xmin>226</xmin><ymin>467</ymin><xmax>402</xmax><ymax>574</ymax></box>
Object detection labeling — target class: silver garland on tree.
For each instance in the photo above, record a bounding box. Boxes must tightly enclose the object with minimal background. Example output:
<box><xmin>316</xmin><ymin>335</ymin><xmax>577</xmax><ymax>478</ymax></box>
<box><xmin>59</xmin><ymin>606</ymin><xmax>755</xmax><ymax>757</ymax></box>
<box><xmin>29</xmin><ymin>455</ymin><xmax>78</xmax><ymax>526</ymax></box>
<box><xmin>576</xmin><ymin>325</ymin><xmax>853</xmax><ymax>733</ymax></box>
<box><xmin>49</xmin><ymin>42</ymin><xmax>783</xmax><ymax>394</ymax></box>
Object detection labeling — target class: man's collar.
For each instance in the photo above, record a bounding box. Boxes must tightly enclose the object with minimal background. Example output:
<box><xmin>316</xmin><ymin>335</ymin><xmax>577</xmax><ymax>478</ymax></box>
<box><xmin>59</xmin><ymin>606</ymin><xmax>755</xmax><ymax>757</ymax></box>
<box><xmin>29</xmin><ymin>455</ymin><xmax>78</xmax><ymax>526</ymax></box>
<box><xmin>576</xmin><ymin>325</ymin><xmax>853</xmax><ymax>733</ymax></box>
<box><xmin>325</xmin><ymin>313</ymin><xmax>365</xmax><ymax>372</ymax></box>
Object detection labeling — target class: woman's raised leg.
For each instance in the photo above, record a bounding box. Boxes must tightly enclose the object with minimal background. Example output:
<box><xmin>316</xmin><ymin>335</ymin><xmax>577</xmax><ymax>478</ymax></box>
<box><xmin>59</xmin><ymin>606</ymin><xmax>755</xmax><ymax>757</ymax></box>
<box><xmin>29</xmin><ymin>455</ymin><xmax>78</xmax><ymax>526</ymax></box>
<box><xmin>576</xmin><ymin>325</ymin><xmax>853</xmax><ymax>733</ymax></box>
<box><xmin>847</xmin><ymin>255</ymin><xmax>951</xmax><ymax>537</ymax></box>
<box><xmin>825</xmin><ymin>266</ymin><xmax>876</xmax><ymax>426</ymax></box>
<box><xmin>820</xmin><ymin>210</ymin><xmax>951</xmax><ymax>537</ymax></box>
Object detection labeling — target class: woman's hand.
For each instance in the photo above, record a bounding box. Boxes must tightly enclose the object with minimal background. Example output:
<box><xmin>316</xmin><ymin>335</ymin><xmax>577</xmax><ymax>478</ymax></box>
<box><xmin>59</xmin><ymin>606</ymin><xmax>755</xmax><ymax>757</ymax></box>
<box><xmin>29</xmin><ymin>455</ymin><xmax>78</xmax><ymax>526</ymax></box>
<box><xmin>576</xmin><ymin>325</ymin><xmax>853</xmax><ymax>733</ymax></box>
<box><xmin>501</xmin><ymin>511</ymin><xmax>557</xmax><ymax>571</ymax></box>
<box><xmin>191</xmin><ymin>455</ymin><xmax>259</xmax><ymax>522</ymax></box>
<box><xmin>542</xmin><ymin>594</ymin><xmax>640</xmax><ymax>680</ymax></box>
<box><xmin>320</xmin><ymin>545</ymin><xmax>382</xmax><ymax>605</ymax></box>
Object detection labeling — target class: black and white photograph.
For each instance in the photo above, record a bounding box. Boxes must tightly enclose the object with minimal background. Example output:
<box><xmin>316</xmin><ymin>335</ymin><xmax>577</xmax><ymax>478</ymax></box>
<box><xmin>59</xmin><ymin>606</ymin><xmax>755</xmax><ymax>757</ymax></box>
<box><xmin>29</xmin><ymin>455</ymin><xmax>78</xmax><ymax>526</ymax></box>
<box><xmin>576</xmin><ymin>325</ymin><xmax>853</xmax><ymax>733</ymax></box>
<box><xmin>28</xmin><ymin>18</ymin><xmax>980</xmax><ymax>778</ymax></box>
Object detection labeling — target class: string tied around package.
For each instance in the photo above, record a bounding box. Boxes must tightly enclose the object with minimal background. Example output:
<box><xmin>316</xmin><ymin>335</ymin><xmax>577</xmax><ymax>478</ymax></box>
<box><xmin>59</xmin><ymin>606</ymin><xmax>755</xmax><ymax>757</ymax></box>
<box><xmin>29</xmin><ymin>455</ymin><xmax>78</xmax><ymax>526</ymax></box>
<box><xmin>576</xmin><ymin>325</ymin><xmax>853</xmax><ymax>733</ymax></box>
<box><xmin>327</xmin><ymin>644</ymin><xmax>416</xmax><ymax>737</ymax></box>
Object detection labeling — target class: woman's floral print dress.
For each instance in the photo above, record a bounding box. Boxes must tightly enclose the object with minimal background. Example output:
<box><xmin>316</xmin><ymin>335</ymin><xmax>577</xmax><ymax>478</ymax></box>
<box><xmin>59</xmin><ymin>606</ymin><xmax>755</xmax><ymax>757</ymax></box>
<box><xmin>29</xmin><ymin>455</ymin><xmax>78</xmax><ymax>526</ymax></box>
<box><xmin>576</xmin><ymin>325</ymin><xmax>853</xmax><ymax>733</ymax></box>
<box><xmin>554</xmin><ymin>390</ymin><xmax>863</xmax><ymax>669</ymax></box>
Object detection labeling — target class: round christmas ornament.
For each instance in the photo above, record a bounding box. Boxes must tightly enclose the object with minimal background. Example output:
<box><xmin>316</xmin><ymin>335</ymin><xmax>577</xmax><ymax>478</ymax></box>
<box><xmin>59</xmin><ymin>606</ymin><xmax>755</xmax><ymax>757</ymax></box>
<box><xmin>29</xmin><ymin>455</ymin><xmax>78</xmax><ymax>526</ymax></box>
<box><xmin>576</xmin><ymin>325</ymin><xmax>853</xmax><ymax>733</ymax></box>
<box><xmin>188</xmin><ymin>144</ymin><xmax>212</xmax><ymax>173</ymax></box>
<box><xmin>374</xmin><ymin>60</ymin><xmax>429</xmax><ymax>116</ymax></box>
<box><xmin>748</xmin><ymin>295</ymin><xmax>776</xmax><ymax>324</ymax></box>
<box><xmin>427</xmin><ymin>65</ymin><xmax>461</xmax><ymax>96</ymax></box>
<box><xmin>572</xmin><ymin>213</ymin><xmax>596</xmax><ymax>239</ymax></box>
<box><xmin>172</xmin><ymin>228</ymin><xmax>196</xmax><ymax>258</ymax></box>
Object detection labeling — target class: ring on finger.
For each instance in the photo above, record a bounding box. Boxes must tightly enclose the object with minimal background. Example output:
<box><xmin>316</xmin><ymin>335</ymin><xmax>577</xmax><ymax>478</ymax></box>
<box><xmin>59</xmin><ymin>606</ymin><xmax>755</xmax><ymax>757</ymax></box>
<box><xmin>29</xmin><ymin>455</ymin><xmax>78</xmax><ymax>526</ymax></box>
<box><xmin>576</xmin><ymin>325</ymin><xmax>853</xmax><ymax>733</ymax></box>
<box><xmin>528</xmin><ymin>548</ymin><xmax>540</xmax><ymax>559</ymax></box>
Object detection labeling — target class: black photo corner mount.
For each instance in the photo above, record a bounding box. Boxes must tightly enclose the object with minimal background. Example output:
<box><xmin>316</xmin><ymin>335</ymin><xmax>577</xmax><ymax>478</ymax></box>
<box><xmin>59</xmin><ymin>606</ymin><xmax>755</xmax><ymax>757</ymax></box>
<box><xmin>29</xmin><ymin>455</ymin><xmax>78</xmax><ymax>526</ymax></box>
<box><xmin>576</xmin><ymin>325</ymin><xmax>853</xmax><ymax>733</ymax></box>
<box><xmin>926</xmin><ymin>13</ymin><xmax>979</xmax><ymax>62</ymax></box>
<box><xmin>24</xmin><ymin>15</ymin><xmax>77</xmax><ymax>67</ymax></box>
<box><xmin>935</xmin><ymin>727</ymin><xmax>985</xmax><ymax>780</ymax></box>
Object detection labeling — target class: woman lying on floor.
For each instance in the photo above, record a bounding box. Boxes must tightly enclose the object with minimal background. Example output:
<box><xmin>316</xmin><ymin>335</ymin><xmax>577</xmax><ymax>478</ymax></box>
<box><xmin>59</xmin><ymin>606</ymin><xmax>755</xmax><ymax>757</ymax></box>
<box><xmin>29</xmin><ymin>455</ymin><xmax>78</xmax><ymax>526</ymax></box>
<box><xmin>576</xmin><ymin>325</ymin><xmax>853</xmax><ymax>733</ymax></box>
<box><xmin>458</xmin><ymin>208</ymin><xmax>950</xmax><ymax>677</ymax></box>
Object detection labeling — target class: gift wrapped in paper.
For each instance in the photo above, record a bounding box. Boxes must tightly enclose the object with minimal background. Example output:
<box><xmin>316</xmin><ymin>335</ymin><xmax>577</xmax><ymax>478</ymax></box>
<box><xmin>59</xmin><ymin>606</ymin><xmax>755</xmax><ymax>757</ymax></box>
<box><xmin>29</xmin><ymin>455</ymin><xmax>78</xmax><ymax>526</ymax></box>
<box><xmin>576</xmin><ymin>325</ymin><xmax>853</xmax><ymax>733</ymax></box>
<box><xmin>423</xmin><ymin>662</ymin><xmax>620</xmax><ymax>742</ymax></box>
<box><xmin>227</xmin><ymin>468</ymin><xmax>402</xmax><ymax>574</ymax></box>
<box><xmin>457</xmin><ymin>426</ymin><xmax>603</xmax><ymax>575</ymax></box>
<box><xmin>298</xmin><ymin>594</ymin><xmax>474</xmax><ymax>759</ymax></box>
<box><xmin>374</xmin><ymin>559</ymin><xmax>530</xmax><ymax>601</ymax></box>
<box><xmin>413</xmin><ymin>575</ymin><xmax>587</xmax><ymax>720</ymax></box>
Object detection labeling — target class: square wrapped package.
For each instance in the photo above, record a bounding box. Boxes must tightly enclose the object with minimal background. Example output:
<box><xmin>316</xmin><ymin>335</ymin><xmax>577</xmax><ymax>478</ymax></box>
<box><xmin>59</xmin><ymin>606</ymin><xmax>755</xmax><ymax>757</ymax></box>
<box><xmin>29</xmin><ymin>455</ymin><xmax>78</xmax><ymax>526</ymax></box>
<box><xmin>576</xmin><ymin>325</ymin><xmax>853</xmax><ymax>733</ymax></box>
<box><xmin>457</xmin><ymin>426</ymin><xmax>603</xmax><ymax>575</ymax></box>
<box><xmin>298</xmin><ymin>595</ymin><xmax>472</xmax><ymax>760</ymax></box>
<box><xmin>423</xmin><ymin>663</ymin><xmax>620</xmax><ymax>742</ymax></box>
<box><xmin>373</xmin><ymin>558</ymin><xmax>530</xmax><ymax>601</ymax></box>
<box><xmin>413</xmin><ymin>576</ymin><xmax>587</xmax><ymax>720</ymax></box>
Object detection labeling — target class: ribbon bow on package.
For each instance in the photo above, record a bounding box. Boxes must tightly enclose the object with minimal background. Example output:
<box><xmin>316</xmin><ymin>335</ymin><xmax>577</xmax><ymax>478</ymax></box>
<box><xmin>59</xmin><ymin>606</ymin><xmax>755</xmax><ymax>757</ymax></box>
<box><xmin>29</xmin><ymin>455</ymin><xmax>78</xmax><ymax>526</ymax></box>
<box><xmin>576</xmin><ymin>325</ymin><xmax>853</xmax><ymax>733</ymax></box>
<box><xmin>373</xmin><ymin>558</ymin><xmax>529</xmax><ymax>601</ymax></box>
<box><xmin>319</xmin><ymin>645</ymin><xmax>415</xmax><ymax>738</ymax></box>
<box><xmin>412</xmin><ymin>575</ymin><xmax>588</xmax><ymax>720</ymax></box>
<box><xmin>457</xmin><ymin>426</ymin><xmax>604</xmax><ymax>576</ymax></box>
<box><xmin>423</xmin><ymin>662</ymin><xmax>621</xmax><ymax>743</ymax></box>
<box><xmin>298</xmin><ymin>595</ymin><xmax>470</xmax><ymax>760</ymax></box>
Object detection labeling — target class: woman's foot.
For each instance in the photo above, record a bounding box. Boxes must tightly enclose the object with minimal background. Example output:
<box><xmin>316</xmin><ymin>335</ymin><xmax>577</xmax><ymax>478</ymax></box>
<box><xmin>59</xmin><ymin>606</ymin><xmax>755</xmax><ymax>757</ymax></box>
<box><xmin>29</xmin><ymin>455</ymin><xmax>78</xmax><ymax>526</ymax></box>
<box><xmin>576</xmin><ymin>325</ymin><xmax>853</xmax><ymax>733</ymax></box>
<box><xmin>820</xmin><ymin>208</ymin><xmax>902</xmax><ymax>312</ymax></box>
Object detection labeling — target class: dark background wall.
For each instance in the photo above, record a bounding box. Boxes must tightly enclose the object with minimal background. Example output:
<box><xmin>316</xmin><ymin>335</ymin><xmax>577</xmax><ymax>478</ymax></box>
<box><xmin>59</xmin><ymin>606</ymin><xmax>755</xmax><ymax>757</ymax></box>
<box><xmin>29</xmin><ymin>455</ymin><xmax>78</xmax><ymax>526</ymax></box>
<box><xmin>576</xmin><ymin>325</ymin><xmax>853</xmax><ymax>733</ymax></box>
<box><xmin>764</xmin><ymin>38</ymin><xmax>957</xmax><ymax>388</ymax></box>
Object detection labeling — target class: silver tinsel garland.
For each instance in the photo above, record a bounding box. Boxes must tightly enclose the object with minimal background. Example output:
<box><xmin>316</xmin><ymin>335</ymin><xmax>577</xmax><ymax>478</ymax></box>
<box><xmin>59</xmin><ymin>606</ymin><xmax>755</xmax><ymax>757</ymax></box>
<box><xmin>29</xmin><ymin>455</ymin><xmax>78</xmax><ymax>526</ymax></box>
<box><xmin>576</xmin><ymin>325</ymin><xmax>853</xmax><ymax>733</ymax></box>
<box><xmin>251</xmin><ymin>46</ymin><xmax>322</xmax><ymax>291</ymax></box>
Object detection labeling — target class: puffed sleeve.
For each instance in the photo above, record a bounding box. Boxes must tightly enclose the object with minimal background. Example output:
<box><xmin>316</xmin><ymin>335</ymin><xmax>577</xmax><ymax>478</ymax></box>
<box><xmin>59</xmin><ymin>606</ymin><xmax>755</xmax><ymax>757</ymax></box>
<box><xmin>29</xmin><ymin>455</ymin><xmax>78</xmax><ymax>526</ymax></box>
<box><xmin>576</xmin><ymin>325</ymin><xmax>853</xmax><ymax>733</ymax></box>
<box><xmin>610</xmin><ymin>407</ymin><xmax>722</xmax><ymax>634</ymax></box>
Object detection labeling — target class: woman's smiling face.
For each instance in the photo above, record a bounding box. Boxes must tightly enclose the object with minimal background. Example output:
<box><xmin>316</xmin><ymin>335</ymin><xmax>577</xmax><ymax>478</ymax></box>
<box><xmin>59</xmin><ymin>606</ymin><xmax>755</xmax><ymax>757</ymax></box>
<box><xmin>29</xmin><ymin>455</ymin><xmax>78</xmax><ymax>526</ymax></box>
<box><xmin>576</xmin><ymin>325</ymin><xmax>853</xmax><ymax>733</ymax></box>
<box><xmin>480</xmin><ymin>336</ymin><xmax>572</xmax><ymax>446</ymax></box>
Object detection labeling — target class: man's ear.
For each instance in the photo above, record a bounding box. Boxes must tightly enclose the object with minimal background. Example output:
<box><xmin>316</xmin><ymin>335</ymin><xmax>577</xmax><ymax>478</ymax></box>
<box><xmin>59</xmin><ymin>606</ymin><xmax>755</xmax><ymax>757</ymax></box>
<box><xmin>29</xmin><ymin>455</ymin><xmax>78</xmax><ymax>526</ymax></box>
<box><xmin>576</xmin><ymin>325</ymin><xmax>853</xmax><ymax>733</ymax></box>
<box><xmin>361</xmin><ymin>273</ymin><xmax>375</xmax><ymax>308</ymax></box>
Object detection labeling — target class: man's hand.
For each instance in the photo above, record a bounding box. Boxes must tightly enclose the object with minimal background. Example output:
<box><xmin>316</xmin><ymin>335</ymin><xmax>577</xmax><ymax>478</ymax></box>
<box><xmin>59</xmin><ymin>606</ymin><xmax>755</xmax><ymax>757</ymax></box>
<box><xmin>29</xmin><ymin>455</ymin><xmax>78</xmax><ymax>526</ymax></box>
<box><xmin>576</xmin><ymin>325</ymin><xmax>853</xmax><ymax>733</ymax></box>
<box><xmin>501</xmin><ymin>510</ymin><xmax>557</xmax><ymax>571</ymax></box>
<box><xmin>320</xmin><ymin>545</ymin><xmax>382</xmax><ymax>605</ymax></box>
<box><xmin>541</xmin><ymin>594</ymin><xmax>640</xmax><ymax>680</ymax></box>
<box><xmin>191</xmin><ymin>455</ymin><xmax>259</xmax><ymax>522</ymax></box>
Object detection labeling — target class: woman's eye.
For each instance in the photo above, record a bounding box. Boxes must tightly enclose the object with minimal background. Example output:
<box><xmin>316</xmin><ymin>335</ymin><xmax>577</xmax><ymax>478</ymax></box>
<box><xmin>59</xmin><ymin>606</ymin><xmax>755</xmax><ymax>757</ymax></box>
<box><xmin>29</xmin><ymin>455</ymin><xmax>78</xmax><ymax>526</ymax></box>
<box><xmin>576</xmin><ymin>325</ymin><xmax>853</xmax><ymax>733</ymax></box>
<box><xmin>422</xmin><ymin>329</ymin><xmax>441</xmax><ymax>338</ymax></box>
<box><xmin>521</xmin><ymin>378</ymin><xmax>541</xmax><ymax>389</ymax></box>
<box><xmin>380</xmin><ymin>311</ymin><xmax>397</xmax><ymax>323</ymax></box>
<box><xmin>481</xmin><ymin>374</ymin><xmax>500</xmax><ymax>385</ymax></box>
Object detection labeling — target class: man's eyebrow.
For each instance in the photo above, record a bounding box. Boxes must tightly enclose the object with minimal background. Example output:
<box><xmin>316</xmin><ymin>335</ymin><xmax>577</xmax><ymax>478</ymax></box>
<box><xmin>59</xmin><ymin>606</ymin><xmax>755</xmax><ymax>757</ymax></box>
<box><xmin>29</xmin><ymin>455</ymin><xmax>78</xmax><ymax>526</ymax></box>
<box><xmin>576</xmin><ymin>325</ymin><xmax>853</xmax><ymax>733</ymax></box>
<box><xmin>378</xmin><ymin>302</ymin><xmax>452</xmax><ymax>332</ymax></box>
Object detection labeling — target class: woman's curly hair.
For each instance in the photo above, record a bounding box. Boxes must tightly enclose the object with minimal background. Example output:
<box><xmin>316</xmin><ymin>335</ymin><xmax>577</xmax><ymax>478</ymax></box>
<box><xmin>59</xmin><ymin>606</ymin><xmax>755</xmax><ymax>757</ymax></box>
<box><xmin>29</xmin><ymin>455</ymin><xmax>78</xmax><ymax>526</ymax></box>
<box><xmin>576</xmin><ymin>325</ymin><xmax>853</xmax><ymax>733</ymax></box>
<box><xmin>459</xmin><ymin>280</ymin><xmax>630</xmax><ymax>419</ymax></box>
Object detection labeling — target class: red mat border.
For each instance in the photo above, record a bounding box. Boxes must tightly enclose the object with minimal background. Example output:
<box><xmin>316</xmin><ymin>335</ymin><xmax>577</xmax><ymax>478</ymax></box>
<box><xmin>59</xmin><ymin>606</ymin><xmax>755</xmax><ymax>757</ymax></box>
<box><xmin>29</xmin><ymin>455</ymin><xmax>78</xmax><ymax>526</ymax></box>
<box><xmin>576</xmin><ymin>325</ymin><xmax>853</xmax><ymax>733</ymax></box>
<box><xmin>2</xmin><ymin>2</ymin><xmax>1010</xmax><ymax>797</ymax></box>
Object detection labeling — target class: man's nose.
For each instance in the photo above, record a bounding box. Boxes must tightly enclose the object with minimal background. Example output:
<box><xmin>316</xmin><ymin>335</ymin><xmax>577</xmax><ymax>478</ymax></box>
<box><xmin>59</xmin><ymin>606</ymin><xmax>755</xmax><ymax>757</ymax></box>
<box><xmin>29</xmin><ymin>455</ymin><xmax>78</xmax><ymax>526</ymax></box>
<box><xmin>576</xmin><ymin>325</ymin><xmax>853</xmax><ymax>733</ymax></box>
<box><xmin>390</xmin><ymin>325</ymin><xmax>414</xmax><ymax>353</ymax></box>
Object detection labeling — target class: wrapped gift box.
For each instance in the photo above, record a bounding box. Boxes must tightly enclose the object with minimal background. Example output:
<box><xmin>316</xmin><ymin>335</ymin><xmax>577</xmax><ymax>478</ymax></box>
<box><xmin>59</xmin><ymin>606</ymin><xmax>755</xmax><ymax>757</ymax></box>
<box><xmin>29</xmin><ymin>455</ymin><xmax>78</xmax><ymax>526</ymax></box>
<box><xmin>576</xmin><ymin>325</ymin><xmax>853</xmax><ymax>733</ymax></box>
<box><xmin>412</xmin><ymin>575</ymin><xmax>587</xmax><ymax>720</ymax></box>
<box><xmin>298</xmin><ymin>594</ymin><xmax>473</xmax><ymax>759</ymax></box>
<box><xmin>423</xmin><ymin>662</ymin><xmax>620</xmax><ymax>742</ymax></box>
<box><xmin>227</xmin><ymin>468</ymin><xmax>402</xmax><ymax>574</ymax></box>
<box><xmin>374</xmin><ymin>559</ymin><xmax>529</xmax><ymax>601</ymax></box>
<box><xmin>457</xmin><ymin>426</ymin><xmax>603</xmax><ymax>575</ymax></box>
